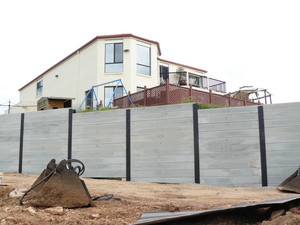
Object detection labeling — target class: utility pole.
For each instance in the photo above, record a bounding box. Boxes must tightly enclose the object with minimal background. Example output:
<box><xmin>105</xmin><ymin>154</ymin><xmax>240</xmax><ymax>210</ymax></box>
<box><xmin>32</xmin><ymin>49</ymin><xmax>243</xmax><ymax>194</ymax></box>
<box><xmin>0</xmin><ymin>100</ymin><xmax>12</xmax><ymax>114</ymax></box>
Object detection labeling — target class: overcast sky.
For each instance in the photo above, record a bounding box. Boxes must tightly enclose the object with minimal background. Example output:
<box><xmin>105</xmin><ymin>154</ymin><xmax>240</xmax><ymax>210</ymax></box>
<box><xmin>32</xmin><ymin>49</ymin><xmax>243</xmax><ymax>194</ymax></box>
<box><xmin>1</xmin><ymin>0</ymin><xmax>299</xmax><ymax>114</ymax></box>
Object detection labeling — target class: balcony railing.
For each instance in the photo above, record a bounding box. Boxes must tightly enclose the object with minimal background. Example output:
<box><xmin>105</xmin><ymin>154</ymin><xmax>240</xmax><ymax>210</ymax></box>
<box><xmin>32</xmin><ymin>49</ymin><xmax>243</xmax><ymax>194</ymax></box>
<box><xmin>209</xmin><ymin>78</ymin><xmax>226</xmax><ymax>93</ymax></box>
<box><xmin>160</xmin><ymin>72</ymin><xmax>226</xmax><ymax>93</ymax></box>
<box><xmin>114</xmin><ymin>81</ymin><xmax>258</xmax><ymax>108</ymax></box>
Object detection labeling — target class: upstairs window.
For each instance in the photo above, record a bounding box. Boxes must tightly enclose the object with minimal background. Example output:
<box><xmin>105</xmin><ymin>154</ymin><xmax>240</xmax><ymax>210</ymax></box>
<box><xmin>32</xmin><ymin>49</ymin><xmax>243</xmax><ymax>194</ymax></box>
<box><xmin>137</xmin><ymin>44</ymin><xmax>150</xmax><ymax>75</ymax></box>
<box><xmin>36</xmin><ymin>80</ymin><xmax>43</xmax><ymax>96</ymax></box>
<box><xmin>105</xmin><ymin>43</ymin><xmax>123</xmax><ymax>73</ymax></box>
<box><xmin>160</xmin><ymin>65</ymin><xmax>169</xmax><ymax>80</ymax></box>
<box><xmin>189</xmin><ymin>73</ymin><xmax>208</xmax><ymax>89</ymax></box>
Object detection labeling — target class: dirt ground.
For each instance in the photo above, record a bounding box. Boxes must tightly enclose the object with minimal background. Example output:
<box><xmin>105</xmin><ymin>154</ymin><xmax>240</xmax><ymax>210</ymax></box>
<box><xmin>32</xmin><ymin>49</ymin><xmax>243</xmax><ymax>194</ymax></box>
<box><xmin>1</xmin><ymin>172</ymin><xmax>300</xmax><ymax>225</ymax></box>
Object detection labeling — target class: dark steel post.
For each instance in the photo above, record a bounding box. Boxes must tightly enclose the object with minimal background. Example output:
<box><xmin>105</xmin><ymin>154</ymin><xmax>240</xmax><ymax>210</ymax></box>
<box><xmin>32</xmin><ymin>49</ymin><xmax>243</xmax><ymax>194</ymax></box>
<box><xmin>18</xmin><ymin>113</ymin><xmax>25</xmax><ymax>173</ymax></box>
<box><xmin>67</xmin><ymin>109</ymin><xmax>73</xmax><ymax>160</ymax></box>
<box><xmin>258</xmin><ymin>106</ymin><xmax>268</xmax><ymax>186</ymax></box>
<box><xmin>193</xmin><ymin>104</ymin><xmax>200</xmax><ymax>183</ymax></box>
<box><xmin>126</xmin><ymin>109</ymin><xmax>131</xmax><ymax>181</ymax></box>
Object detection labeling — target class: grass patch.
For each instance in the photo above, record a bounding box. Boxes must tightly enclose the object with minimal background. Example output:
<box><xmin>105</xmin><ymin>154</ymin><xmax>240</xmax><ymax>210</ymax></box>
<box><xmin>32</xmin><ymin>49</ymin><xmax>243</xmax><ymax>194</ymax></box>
<box><xmin>197</xmin><ymin>103</ymin><xmax>223</xmax><ymax>109</ymax></box>
<box><xmin>77</xmin><ymin>107</ymin><xmax>118</xmax><ymax>113</ymax></box>
<box><xmin>181</xmin><ymin>97</ymin><xmax>224</xmax><ymax>109</ymax></box>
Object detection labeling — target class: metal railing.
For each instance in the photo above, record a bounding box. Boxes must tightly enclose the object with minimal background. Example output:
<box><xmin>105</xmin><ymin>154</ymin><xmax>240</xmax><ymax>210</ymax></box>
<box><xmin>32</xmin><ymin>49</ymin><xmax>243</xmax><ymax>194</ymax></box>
<box><xmin>161</xmin><ymin>72</ymin><xmax>226</xmax><ymax>93</ymax></box>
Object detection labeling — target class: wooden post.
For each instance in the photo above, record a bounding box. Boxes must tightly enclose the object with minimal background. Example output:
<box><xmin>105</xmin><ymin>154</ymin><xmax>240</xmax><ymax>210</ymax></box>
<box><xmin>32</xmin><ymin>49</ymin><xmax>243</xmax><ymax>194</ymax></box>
<box><xmin>143</xmin><ymin>86</ymin><xmax>147</xmax><ymax>106</ymax></box>
<box><xmin>128</xmin><ymin>91</ymin><xmax>131</xmax><ymax>108</ymax></box>
<box><xmin>243</xmin><ymin>99</ymin><xmax>246</xmax><ymax>106</ymax></box>
<box><xmin>228</xmin><ymin>93</ymin><xmax>231</xmax><ymax>106</ymax></box>
<box><xmin>209</xmin><ymin>89</ymin><xmax>212</xmax><ymax>104</ymax></box>
<box><xmin>189</xmin><ymin>85</ymin><xmax>193</xmax><ymax>97</ymax></box>
<box><xmin>166</xmin><ymin>79</ymin><xmax>170</xmax><ymax>104</ymax></box>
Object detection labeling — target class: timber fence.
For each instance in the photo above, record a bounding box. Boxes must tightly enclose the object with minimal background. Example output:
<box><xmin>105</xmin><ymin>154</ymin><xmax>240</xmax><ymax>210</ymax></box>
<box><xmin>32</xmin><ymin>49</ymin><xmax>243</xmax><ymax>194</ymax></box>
<box><xmin>114</xmin><ymin>82</ymin><xmax>258</xmax><ymax>108</ymax></box>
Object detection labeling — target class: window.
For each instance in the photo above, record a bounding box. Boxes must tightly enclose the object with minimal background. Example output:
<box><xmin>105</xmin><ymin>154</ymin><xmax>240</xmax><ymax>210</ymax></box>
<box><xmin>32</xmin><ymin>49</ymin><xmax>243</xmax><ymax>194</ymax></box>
<box><xmin>189</xmin><ymin>73</ymin><xmax>208</xmax><ymax>89</ymax></box>
<box><xmin>137</xmin><ymin>44</ymin><xmax>150</xmax><ymax>75</ymax></box>
<box><xmin>105</xmin><ymin>43</ymin><xmax>123</xmax><ymax>73</ymax></box>
<box><xmin>104</xmin><ymin>86</ymin><xmax>123</xmax><ymax>107</ymax></box>
<box><xmin>159</xmin><ymin>65</ymin><xmax>169</xmax><ymax>84</ymax></box>
<box><xmin>85</xmin><ymin>90</ymin><xmax>93</xmax><ymax>109</ymax></box>
<box><xmin>36</xmin><ymin>80</ymin><xmax>43</xmax><ymax>96</ymax></box>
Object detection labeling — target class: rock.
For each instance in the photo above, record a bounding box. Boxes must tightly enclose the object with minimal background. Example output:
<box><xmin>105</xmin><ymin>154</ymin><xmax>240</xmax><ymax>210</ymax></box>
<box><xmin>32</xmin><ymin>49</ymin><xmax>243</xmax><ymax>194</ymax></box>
<box><xmin>90</xmin><ymin>214</ymin><xmax>100</xmax><ymax>219</ymax></box>
<box><xmin>27</xmin><ymin>206</ymin><xmax>36</xmax><ymax>214</ymax></box>
<box><xmin>5</xmin><ymin>217</ymin><xmax>14</xmax><ymax>220</ymax></box>
<box><xmin>45</xmin><ymin>206</ymin><xmax>64</xmax><ymax>215</ymax></box>
<box><xmin>0</xmin><ymin>219</ymin><xmax>6</xmax><ymax>225</ymax></box>
<box><xmin>9</xmin><ymin>188</ymin><xmax>27</xmax><ymax>198</ymax></box>
<box><xmin>270</xmin><ymin>209</ymin><xmax>285</xmax><ymax>219</ymax></box>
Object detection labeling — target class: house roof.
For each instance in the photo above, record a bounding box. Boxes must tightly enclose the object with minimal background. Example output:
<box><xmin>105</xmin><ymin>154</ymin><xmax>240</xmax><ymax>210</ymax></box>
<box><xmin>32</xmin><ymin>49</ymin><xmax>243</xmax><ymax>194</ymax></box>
<box><xmin>18</xmin><ymin>34</ymin><xmax>162</xmax><ymax>91</ymax></box>
<box><xmin>158</xmin><ymin>59</ymin><xmax>208</xmax><ymax>73</ymax></box>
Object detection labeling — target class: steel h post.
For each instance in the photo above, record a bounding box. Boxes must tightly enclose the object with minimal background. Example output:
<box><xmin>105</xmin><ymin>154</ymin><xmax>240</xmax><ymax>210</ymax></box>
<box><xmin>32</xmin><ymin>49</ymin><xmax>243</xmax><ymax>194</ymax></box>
<box><xmin>193</xmin><ymin>104</ymin><xmax>200</xmax><ymax>184</ymax></box>
<box><xmin>258</xmin><ymin>106</ymin><xmax>268</xmax><ymax>186</ymax></box>
<box><xmin>18</xmin><ymin>113</ymin><xmax>25</xmax><ymax>173</ymax></box>
<box><xmin>126</xmin><ymin>109</ymin><xmax>131</xmax><ymax>181</ymax></box>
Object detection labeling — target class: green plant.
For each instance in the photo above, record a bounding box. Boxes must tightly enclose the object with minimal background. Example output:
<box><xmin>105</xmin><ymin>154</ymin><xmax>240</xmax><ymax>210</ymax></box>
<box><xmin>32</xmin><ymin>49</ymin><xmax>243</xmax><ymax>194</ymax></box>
<box><xmin>77</xmin><ymin>106</ymin><xmax>118</xmax><ymax>113</ymax></box>
<box><xmin>197</xmin><ymin>103</ymin><xmax>222</xmax><ymax>109</ymax></box>
<box><xmin>181</xmin><ymin>97</ymin><xmax>223</xmax><ymax>109</ymax></box>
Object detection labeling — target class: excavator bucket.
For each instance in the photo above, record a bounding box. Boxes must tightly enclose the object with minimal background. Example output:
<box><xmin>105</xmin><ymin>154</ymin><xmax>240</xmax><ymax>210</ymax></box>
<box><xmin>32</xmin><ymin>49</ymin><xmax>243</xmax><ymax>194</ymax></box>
<box><xmin>20</xmin><ymin>159</ymin><xmax>93</xmax><ymax>208</ymax></box>
<box><xmin>277</xmin><ymin>166</ymin><xmax>300</xmax><ymax>193</ymax></box>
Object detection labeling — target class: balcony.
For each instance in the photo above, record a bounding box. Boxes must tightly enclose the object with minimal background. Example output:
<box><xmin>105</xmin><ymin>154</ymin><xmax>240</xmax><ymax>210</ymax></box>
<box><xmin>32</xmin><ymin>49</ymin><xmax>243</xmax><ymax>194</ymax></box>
<box><xmin>114</xmin><ymin>80</ymin><xmax>258</xmax><ymax>109</ymax></box>
<box><xmin>160</xmin><ymin>72</ymin><xmax>226</xmax><ymax>93</ymax></box>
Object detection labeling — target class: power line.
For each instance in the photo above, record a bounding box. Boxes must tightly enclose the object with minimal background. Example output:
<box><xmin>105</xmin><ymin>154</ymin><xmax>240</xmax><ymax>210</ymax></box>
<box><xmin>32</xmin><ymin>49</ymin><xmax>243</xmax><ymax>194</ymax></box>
<box><xmin>0</xmin><ymin>100</ymin><xmax>36</xmax><ymax>114</ymax></box>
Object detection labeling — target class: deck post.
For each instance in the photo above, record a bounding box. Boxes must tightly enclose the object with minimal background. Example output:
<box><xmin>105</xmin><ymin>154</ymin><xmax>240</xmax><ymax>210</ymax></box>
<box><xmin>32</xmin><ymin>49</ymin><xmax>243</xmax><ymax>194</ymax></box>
<box><xmin>166</xmin><ymin>79</ymin><xmax>170</xmax><ymax>105</ymax></box>
<box><xmin>143</xmin><ymin>86</ymin><xmax>147</xmax><ymax>106</ymax></box>
<box><xmin>127</xmin><ymin>91</ymin><xmax>131</xmax><ymax>108</ymax></box>
<box><xmin>189</xmin><ymin>85</ymin><xmax>193</xmax><ymax>98</ymax></box>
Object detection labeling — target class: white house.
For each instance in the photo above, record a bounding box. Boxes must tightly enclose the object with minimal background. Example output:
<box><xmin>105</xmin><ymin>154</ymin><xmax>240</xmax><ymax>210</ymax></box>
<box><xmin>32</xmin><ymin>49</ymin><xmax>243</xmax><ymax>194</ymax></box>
<box><xmin>13</xmin><ymin>34</ymin><xmax>226</xmax><ymax>113</ymax></box>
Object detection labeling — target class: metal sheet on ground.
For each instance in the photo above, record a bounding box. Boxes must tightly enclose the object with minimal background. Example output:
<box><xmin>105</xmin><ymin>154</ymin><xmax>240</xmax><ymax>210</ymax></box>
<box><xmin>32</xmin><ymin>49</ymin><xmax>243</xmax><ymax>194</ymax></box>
<box><xmin>133</xmin><ymin>196</ymin><xmax>300</xmax><ymax>224</ymax></box>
